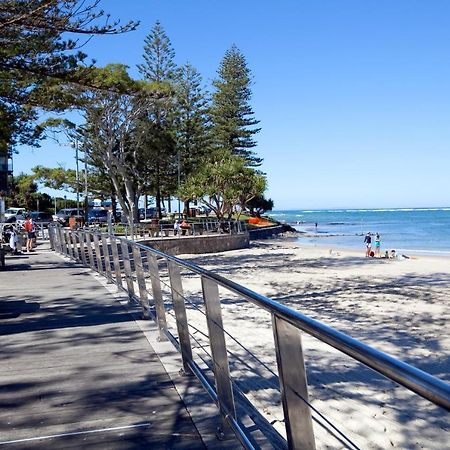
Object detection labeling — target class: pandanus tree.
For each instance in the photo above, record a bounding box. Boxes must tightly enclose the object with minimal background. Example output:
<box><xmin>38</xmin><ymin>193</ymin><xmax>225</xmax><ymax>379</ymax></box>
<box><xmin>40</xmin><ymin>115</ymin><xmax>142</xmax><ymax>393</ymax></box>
<box><xmin>178</xmin><ymin>150</ymin><xmax>266</xmax><ymax>222</ymax></box>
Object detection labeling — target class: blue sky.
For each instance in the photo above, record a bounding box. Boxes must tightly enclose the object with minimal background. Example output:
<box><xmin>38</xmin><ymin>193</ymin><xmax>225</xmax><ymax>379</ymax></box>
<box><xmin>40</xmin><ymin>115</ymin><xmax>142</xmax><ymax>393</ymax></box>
<box><xmin>14</xmin><ymin>1</ymin><xmax>450</xmax><ymax>209</ymax></box>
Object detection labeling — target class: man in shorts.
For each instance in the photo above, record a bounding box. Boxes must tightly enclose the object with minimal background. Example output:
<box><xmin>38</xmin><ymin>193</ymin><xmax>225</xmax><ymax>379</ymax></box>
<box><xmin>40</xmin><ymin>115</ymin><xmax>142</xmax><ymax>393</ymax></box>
<box><xmin>364</xmin><ymin>232</ymin><xmax>372</xmax><ymax>257</ymax></box>
<box><xmin>23</xmin><ymin>215</ymin><xmax>35</xmax><ymax>252</ymax></box>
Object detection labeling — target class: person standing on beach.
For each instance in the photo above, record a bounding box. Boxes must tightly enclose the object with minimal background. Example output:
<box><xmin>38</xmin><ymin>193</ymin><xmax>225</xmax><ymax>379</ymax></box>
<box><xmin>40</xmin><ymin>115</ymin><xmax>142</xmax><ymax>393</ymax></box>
<box><xmin>375</xmin><ymin>233</ymin><xmax>381</xmax><ymax>257</ymax></box>
<box><xmin>364</xmin><ymin>232</ymin><xmax>372</xmax><ymax>257</ymax></box>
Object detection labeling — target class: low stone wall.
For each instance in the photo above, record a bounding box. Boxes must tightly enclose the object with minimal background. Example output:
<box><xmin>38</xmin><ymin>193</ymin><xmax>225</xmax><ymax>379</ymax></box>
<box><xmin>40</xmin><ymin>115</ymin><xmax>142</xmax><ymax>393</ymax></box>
<box><xmin>138</xmin><ymin>232</ymin><xmax>249</xmax><ymax>255</ymax></box>
<box><xmin>248</xmin><ymin>224</ymin><xmax>292</xmax><ymax>240</ymax></box>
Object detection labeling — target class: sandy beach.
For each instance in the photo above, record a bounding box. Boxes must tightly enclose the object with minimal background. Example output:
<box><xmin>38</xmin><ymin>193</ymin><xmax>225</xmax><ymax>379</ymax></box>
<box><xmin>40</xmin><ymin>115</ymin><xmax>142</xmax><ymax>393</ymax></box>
<box><xmin>159</xmin><ymin>236</ymin><xmax>449</xmax><ymax>449</ymax></box>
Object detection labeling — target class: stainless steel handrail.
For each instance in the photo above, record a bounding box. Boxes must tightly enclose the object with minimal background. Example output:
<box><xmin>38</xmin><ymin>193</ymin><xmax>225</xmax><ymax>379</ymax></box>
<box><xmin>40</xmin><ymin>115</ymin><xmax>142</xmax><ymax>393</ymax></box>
<box><xmin>49</xmin><ymin>226</ymin><xmax>450</xmax><ymax>450</ymax></box>
<box><xmin>126</xmin><ymin>237</ymin><xmax>450</xmax><ymax>411</ymax></box>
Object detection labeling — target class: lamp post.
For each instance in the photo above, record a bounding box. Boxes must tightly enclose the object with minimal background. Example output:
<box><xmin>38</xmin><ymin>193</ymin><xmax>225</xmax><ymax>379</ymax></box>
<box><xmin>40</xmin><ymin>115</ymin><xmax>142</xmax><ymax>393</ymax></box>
<box><xmin>74</xmin><ymin>139</ymin><xmax>80</xmax><ymax>217</ymax></box>
<box><xmin>84</xmin><ymin>153</ymin><xmax>88</xmax><ymax>225</ymax></box>
<box><xmin>177</xmin><ymin>149</ymin><xmax>181</xmax><ymax>216</ymax></box>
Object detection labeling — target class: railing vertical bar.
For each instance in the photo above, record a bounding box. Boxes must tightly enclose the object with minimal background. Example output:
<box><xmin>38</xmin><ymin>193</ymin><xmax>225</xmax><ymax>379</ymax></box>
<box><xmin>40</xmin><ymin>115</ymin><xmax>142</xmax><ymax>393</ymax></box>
<box><xmin>201</xmin><ymin>276</ymin><xmax>237</xmax><ymax>436</ymax></box>
<box><xmin>72</xmin><ymin>231</ymin><xmax>80</xmax><ymax>261</ymax></box>
<box><xmin>71</xmin><ymin>231</ymin><xmax>78</xmax><ymax>260</ymax></box>
<box><xmin>58</xmin><ymin>227</ymin><xmax>64</xmax><ymax>254</ymax></box>
<box><xmin>272</xmin><ymin>314</ymin><xmax>316</xmax><ymax>450</ymax></box>
<box><xmin>86</xmin><ymin>231</ymin><xmax>95</xmax><ymax>269</ymax></box>
<box><xmin>93</xmin><ymin>232</ymin><xmax>103</xmax><ymax>273</ymax></box>
<box><xmin>146</xmin><ymin>251</ymin><xmax>168</xmax><ymax>340</ymax></box>
<box><xmin>59</xmin><ymin>228</ymin><xmax>67</xmax><ymax>255</ymax></box>
<box><xmin>63</xmin><ymin>229</ymin><xmax>71</xmax><ymax>257</ymax></box>
<box><xmin>167</xmin><ymin>260</ymin><xmax>193</xmax><ymax>373</ymax></box>
<box><xmin>110</xmin><ymin>236</ymin><xmax>123</xmax><ymax>288</ymax></box>
<box><xmin>67</xmin><ymin>229</ymin><xmax>74</xmax><ymax>258</ymax></box>
<box><xmin>120</xmin><ymin>240</ymin><xmax>135</xmax><ymax>298</ymax></box>
<box><xmin>133</xmin><ymin>245</ymin><xmax>150</xmax><ymax>318</ymax></box>
<box><xmin>101</xmin><ymin>233</ymin><xmax>112</xmax><ymax>281</ymax></box>
<box><xmin>79</xmin><ymin>230</ymin><xmax>87</xmax><ymax>266</ymax></box>
<box><xmin>48</xmin><ymin>226</ymin><xmax>55</xmax><ymax>250</ymax></box>
<box><xmin>57</xmin><ymin>227</ymin><xmax>64</xmax><ymax>254</ymax></box>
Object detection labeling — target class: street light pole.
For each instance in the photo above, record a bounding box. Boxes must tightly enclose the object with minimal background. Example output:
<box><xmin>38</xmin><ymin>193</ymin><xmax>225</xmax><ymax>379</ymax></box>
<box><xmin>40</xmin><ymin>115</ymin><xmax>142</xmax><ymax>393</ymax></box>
<box><xmin>84</xmin><ymin>153</ymin><xmax>88</xmax><ymax>224</ymax></box>
<box><xmin>75</xmin><ymin>139</ymin><xmax>80</xmax><ymax>217</ymax></box>
<box><xmin>177</xmin><ymin>149</ymin><xmax>181</xmax><ymax>216</ymax></box>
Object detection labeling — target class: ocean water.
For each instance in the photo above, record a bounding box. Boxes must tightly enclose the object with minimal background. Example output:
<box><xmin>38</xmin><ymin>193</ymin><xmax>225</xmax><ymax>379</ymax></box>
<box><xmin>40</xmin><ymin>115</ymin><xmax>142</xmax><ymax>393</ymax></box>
<box><xmin>270</xmin><ymin>208</ymin><xmax>450</xmax><ymax>256</ymax></box>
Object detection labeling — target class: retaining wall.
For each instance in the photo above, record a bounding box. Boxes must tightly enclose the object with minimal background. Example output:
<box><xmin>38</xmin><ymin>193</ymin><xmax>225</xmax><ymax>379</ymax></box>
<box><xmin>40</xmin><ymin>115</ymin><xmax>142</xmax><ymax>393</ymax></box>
<box><xmin>248</xmin><ymin>224</ymin><xmax>292</xmax><ymax>240</ymax></box>
<box><xmin>138</xmin><ymin>232</ymin><xmax>249</xmax><ymax>255</ymax></box>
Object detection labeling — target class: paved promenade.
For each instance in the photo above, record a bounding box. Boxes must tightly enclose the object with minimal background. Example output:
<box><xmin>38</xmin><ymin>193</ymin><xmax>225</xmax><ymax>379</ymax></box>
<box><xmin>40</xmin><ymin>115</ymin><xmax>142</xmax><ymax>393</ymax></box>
<box><xmin>0</xmin><ymin>245</ymin><xmax>224</xmax><ymax>449</ymax></box>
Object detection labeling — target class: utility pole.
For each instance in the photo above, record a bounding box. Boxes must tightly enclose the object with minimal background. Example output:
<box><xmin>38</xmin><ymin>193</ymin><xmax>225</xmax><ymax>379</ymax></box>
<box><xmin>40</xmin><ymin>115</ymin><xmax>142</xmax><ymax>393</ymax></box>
<box><xmin>75</xmin><ymin>139</ymin><xmax>80</xmax><ymax>217</ymax></box>
<box><xmin>84</xmin><ymin>154</ymin><xmax>88</xmax><ymax>225</ymax></box>
<box><xmin>177</xmin><ymin>149</ymin><xmax>181</xmax><ymax>216</ymax></box>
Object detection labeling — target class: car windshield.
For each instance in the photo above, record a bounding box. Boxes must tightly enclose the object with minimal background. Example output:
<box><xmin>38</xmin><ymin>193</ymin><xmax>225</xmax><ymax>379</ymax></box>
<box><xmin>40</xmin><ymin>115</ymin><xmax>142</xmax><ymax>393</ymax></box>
<box><xmin>31</xmin><ymin>212</ymin><xmax>51</xmax><ymax>219</ymax></box>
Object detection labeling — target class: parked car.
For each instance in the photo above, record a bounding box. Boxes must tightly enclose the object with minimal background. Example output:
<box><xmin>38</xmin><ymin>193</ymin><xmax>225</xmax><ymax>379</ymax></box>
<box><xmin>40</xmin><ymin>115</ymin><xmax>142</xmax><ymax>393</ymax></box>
<box><xmin>139</xmin><ymin>207</ymin><xmax>157</xmax><ymax>220</ymax></box>
<box><xmin>4</xmin><ymin>207</ymin><xmax>27</xmax><ymax>222</ymax></box>
<box><xmin>52</xmin><ymin>208</ymin><xmax>82</xmax><ymax>225</ymax></box>
<box><xmin>87</xmin><ymin>209</ymin><xmax>108</xmax><ymax>224</ymax></box>
<box><xmin>30</xmin><ymin>211</ymin><xmax>53</xmax><ymax>222</ymax></box>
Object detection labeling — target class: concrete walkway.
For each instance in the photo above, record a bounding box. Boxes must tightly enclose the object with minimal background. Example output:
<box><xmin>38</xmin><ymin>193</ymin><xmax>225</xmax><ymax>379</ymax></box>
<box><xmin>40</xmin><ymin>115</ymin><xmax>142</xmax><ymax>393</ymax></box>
<box><xmin>0</xmin><ymin>245</ymin><xmax>224</xmax><ymax>449</ymax></box>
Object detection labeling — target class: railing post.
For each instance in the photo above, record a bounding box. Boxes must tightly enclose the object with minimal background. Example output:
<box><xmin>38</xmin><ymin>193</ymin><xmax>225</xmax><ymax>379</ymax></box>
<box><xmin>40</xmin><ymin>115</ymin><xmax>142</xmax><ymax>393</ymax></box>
<box><xmin>93</xmin><ymin>232</ymin><xmax>103</xmax><ymax>274</ymax></box>
<box><xmin>146</xmin><ymin>251</ymin><xmax>168</xmax><ymax>340</ymax></box>
<box><xmin>57</xmin><ymin>227</ymin><xmax>64</xmax><ymax>253</ymax></box>
<box><xmin>63</xmin><ymin>229</ymin><xmax>71</xmax><ymax>256</ymax></box>
<box><xmin>58</xmin><ymin>227</ymin><xmax>64</xmax><ymax>254</ymax></box>
<box><xmin>70</xmin><ymin>230</ymin><xmax>78</xmax><ymax>260</ymax></box>
<box><xmin>79</xmin><ymin>231</ymin><xmax>87</xmax><ymax>266</ymax></box>
<box><xmin>86</xmin><ymin>231</ymin><xmax>95</xmax><ymax>269</ymax></box>
<box><xmin>272</xmin><ymin>314</ymin><xmax>316</xmax><ymax>450</ymax></box>
<box><xmin>66</xmin><ymin>229</ymin><xmax>74</xmax><ymax>258</ymax></box>
<box><xmin>110</xmin><ymin>236</ymin><xmax>123</xmax><ymax>288</ymax></box>
<box><xmin>120</xmin><ymin>240</ymin><xmax>135</xmax><ymax>298</ymax></box>
<box><xmin>48</xmin><ymin>226</ymin><xmax>55</xmax><ymax>250</ymax></box>
<box><xmin>101</xmin><ymin>233</ymin><xmax>112</xmax><ymax>281</ymax></box>
<box><xmin>167</xmin><ymin>260</ymin><xmax>193</xmax><ymax>374</ymax></box>
<box><xmin>59</xmin><ymin>228</ymin><xmax>66</xmax><ymax>255</ymax></box>
<box><xmin>201</xmin><ymin>276</ymin><xmax>236</xmax><ymax>438</ymax></box>
<box><xmin>74</xmin><ymin>230</ymin><xmax>80</xmax><ymax>259</ymax></box>
<box><xmin>132</xmin><ymin>245</ymin><xmax>150</xmax><ymax>318</ymax></box>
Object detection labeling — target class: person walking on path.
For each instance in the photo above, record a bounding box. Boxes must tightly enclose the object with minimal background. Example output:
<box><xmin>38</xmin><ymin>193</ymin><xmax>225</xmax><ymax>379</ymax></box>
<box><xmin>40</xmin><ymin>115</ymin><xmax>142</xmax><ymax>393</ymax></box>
<box><xmin>375</xmin><ymin>233</ymin><xmax>381</xmax><ymax>257</ymax></box>
<box><xmin>364</xmin><ymin>232</ymin><xmax>372</xmax><ymax>257</ymax></box>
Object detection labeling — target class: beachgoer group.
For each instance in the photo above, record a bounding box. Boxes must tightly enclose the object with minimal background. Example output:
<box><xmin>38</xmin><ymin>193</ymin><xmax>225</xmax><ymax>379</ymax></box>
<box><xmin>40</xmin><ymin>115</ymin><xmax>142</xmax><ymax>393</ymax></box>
<box><xmin>364</xmin><ymin>232</ymin><xmax>382</xmax><ymax>258</ymax></box>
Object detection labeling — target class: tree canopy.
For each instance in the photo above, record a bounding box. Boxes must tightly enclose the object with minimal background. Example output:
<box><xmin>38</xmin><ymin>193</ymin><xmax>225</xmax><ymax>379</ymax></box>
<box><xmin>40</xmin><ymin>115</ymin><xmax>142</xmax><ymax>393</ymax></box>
<box><xmin>2</xmin><ymin>13</ymin><xmax>271</xmax><ymax>218</ymax></box>
<box><xmin>210</xmin><ymin>44</ymin><xmax>262</xmax><ymax>166</ymax></box>
<box><xmin>178</xmin><ymin>151</ymin><xmax>266</xmax><ymax>221</ymax></box>
<box><xmin>0</xmin><ymin>0</ymin><xmax>138</xmax><ymax>152</ymax></box>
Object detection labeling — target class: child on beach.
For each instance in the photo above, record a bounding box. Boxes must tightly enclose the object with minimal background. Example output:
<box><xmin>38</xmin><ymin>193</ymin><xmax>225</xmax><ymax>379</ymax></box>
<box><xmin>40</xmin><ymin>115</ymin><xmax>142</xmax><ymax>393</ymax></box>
<box><xmin>375</xmin><ymin>233</ymin><xmax>381</xmax><ymax>257</ymax></box>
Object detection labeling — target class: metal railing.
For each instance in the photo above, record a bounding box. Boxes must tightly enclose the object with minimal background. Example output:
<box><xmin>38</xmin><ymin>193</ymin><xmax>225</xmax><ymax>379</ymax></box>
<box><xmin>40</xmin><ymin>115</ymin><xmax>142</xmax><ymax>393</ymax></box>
<box><xmin>89</xmin><ymin>219</ymin><xmax>246</xmax><ymax>240</ymax></box>
<box><xmin>48</xmin><ymin>225</ymin><xmax>450</xmax><ymax>449</ymax></box>
<box><xmin>0</xmin><ymin>221</ymin><xmax>51</xmax><ymax>244</ymax></box>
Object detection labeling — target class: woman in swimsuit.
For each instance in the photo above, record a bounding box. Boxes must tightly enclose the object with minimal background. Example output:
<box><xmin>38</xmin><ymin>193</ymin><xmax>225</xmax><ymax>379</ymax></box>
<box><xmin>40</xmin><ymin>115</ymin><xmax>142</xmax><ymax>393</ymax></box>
<box><xmin>375</xmin><ymin>233</ymin><xmax>381</xmax><ymax>257</ymax></box>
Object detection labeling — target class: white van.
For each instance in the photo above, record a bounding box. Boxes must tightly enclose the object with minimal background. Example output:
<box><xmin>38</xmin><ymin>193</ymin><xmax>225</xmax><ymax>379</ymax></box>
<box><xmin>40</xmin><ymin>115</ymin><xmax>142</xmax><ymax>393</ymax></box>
<box><xmin>4</xmin><ymin>207</ymin><xmax>27</xmax><ymax>221</ymax></box>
